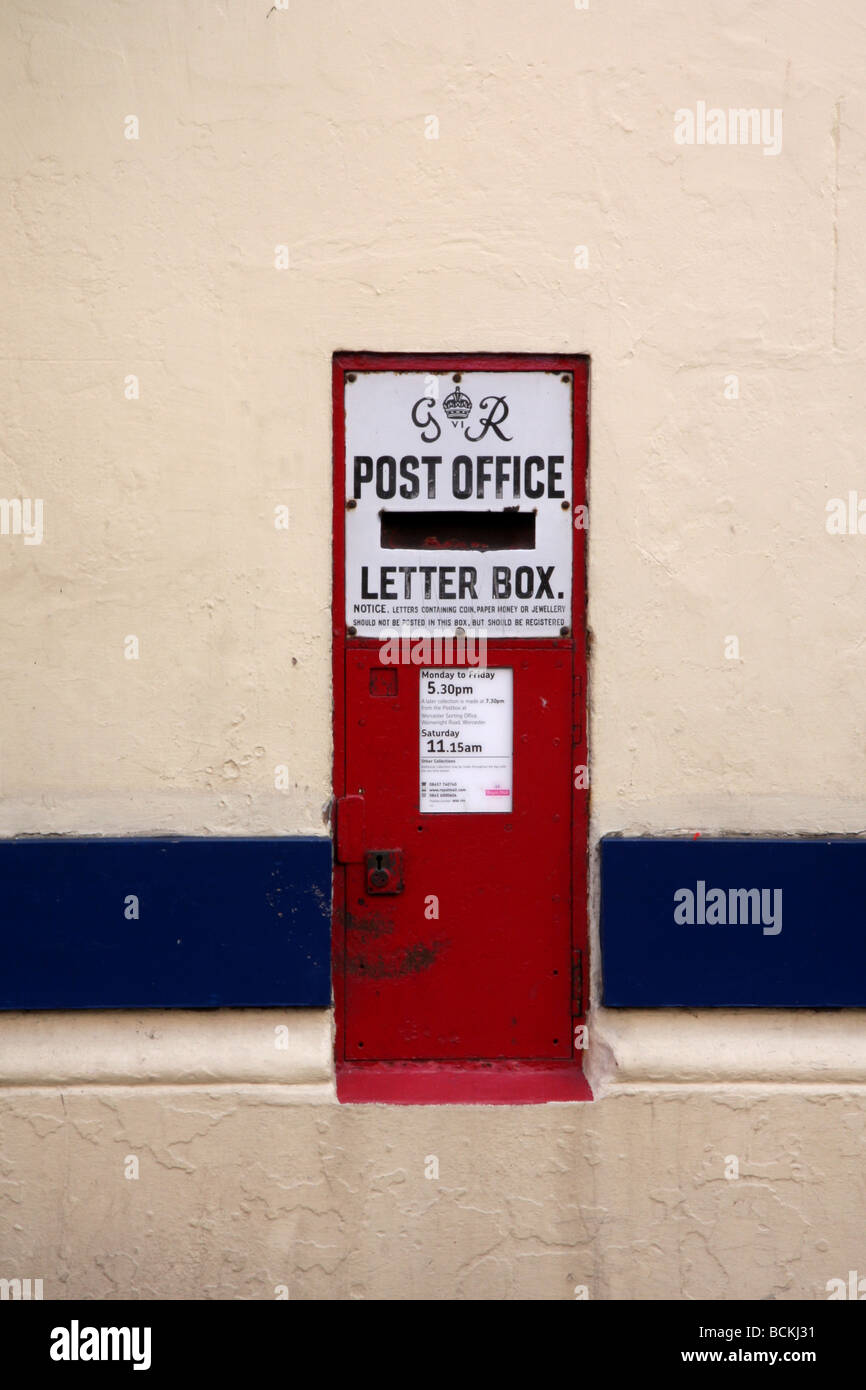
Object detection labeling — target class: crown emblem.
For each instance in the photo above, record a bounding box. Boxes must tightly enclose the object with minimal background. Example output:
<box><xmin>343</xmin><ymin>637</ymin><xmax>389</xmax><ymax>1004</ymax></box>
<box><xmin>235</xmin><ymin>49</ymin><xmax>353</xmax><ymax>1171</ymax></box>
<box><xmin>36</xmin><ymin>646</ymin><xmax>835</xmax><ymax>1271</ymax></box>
<box><xmin>442</xmin><ymin>384</ymin><xmax>472</xmax><ymax>424</ymax></box>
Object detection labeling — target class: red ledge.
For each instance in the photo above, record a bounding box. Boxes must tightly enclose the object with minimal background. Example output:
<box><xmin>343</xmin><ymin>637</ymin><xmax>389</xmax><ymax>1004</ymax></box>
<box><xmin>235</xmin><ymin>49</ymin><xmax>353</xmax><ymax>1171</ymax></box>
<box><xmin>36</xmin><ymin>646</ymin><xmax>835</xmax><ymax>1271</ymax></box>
<box><xmin>337</xmin><ymin>1061</ymin><xmax>592</xmax><ymax>1105</ymax></box>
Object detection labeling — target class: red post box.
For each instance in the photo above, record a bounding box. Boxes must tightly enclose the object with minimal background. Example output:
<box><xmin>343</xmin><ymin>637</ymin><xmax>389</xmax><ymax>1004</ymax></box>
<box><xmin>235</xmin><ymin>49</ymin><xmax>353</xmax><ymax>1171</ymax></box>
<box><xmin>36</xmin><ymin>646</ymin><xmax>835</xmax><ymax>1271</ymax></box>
<box><xmin>332</xmin><ymin>353</ymin><xmax>589</xmax><ymax>1103</ymax></box>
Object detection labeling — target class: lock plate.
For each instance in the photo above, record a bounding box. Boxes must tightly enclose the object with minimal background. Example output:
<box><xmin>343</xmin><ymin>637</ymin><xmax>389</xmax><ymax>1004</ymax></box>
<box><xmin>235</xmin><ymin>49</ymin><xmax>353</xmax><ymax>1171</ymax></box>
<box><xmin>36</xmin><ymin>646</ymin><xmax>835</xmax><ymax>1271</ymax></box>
<box><xmin>365</xmin><ymin>849</ymin><xmax>404</xmax><ymax>895</ymax></box>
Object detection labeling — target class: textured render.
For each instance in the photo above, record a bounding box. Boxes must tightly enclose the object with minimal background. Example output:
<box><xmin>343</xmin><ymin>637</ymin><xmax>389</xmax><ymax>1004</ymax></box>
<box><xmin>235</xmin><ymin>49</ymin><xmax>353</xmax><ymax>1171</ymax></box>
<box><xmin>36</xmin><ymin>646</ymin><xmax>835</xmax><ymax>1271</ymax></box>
<box><xmin>2</xmin><ymin>0</ymin><xmax>866</xmax><ymax>1298</ymax></box>
<box><xmin>2</xmin><ymin>1089</ymin><xmax>864</xmax><ymax>1301</ymax></box>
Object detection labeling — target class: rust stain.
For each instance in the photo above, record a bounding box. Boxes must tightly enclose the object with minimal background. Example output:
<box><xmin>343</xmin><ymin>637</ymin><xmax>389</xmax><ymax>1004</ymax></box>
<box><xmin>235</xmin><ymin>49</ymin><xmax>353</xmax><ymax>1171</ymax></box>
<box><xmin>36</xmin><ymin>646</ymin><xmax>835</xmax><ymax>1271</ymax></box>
<box><xmin>346</xmin><ymin>909</ymin><xmax>394</xmax><ymax>941</ymax></box>
<box><xmin>346</xmin><ymin>938</ymin><xmax>447</xmax><ymax>979</ymax></box>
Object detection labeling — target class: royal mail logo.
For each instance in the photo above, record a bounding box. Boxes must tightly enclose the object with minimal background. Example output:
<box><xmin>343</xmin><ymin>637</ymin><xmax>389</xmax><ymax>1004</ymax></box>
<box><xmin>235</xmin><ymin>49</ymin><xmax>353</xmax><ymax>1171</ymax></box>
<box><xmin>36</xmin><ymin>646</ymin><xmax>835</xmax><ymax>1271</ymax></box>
<box><xmin>442</xmin><ymin>384</ymin><xmax>472</xmax><ymax>424</ymax></box>
<box><xmin>411</xmin><ymin>387</ymin><xmax>512</xmax><ymax>443</ymax></box>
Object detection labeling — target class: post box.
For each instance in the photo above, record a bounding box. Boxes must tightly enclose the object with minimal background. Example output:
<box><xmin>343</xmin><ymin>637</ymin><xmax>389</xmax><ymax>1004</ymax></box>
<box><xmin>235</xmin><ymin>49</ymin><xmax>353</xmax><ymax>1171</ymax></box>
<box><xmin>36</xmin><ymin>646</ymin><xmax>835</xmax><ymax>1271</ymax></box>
<box><xmin>332</xmin><ymin>353</ymin><xmax>590</xmax><ymax>1102</ymax></box>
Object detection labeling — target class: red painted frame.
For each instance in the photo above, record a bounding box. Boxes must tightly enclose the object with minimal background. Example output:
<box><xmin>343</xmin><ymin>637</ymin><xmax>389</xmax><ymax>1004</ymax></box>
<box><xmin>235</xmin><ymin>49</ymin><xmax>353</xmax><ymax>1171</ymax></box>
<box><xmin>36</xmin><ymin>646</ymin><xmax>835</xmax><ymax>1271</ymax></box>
<box><xmin>332</xmin><ymin>352</ymin><xmax>590</xmax><ymax>1104</ymax></box>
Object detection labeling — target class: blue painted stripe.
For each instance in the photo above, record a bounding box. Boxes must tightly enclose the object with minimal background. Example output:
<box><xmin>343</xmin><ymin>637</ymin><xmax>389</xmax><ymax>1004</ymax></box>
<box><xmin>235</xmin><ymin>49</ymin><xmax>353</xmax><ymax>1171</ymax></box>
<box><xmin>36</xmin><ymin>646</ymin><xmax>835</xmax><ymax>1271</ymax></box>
<box><xmin>601</xmin><ymin>837</ymin><xmax>866</xmax><ymax>1007</ymax></box>
<box><xmin>0</xmin><ymin>838</ymin><xmax>331</xmax><ymax>1009</ymax></box>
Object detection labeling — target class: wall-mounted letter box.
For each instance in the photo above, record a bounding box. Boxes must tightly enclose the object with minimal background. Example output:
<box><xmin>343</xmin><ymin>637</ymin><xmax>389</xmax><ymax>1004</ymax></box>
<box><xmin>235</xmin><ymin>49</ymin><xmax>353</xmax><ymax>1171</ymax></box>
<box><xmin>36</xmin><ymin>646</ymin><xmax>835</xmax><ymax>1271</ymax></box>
<box><xmin>332</xmin><ymin>353</ymin><xmax>589</xmax><ymax>1103</ymax></box>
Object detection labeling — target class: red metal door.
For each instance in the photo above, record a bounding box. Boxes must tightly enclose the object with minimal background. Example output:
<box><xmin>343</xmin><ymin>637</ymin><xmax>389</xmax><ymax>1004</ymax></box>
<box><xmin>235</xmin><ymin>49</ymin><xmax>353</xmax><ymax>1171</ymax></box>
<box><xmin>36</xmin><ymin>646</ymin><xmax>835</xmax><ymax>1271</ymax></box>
<box><xmin>342</xmin><ymin>648</ymin><xmax>573</xmax><ymax>1059</ymax></box>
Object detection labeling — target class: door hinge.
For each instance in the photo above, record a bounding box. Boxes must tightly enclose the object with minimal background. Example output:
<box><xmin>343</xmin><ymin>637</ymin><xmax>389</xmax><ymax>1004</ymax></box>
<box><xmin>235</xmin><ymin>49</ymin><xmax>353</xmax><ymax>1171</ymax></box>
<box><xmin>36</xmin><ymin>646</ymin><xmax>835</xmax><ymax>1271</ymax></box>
<box><xmin>573</xmin><ymin>672</ymin><xmax>584</xmax><ymax>746</ymax></box>
<box><xmin>572</xmin><ymin>947</ymin><xmax>585</xmax><ymax>1018</ymax></box>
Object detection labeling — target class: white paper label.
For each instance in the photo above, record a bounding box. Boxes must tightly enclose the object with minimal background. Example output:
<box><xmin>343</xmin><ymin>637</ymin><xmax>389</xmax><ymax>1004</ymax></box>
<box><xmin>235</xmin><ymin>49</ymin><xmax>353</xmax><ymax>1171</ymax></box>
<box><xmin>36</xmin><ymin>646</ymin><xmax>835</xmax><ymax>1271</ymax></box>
<box><xmin>419</xmin><ymin>668</ymin><xmax>513</xmax><ymax>813</ymax></box>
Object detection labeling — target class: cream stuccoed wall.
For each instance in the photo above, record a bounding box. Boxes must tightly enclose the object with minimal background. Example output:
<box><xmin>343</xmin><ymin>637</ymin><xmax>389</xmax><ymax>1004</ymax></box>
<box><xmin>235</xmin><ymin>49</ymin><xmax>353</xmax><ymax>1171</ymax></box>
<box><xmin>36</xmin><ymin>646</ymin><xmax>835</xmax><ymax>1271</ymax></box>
<box><xmin>2</xmin><ymin>0</ymin><xmax>866</xmax><ymax>1300</ymax></box>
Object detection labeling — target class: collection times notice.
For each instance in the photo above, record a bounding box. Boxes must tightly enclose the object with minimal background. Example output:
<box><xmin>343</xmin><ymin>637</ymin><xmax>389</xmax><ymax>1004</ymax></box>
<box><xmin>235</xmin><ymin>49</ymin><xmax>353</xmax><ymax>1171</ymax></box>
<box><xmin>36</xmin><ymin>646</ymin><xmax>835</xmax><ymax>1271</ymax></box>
<box><xmin>419</xmin><ymin>668</ymin><xmax>513</xmax><ymax>814</ymax></box>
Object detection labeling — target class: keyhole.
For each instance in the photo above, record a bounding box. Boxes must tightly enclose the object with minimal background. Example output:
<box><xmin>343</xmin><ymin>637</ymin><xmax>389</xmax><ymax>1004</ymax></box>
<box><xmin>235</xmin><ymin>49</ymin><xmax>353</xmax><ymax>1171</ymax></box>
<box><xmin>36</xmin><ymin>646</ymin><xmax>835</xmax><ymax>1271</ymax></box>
<box><xmin>376</xmin><ymin>854</ymin><xmax>383</xmax><ymax>871</ymax></box>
